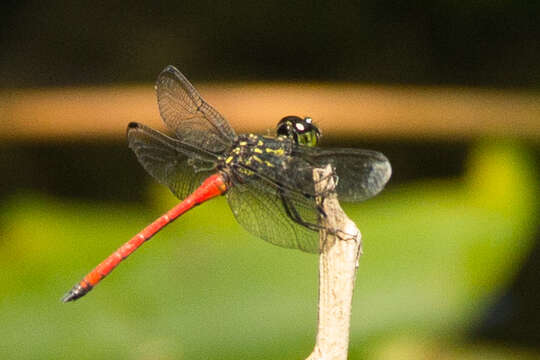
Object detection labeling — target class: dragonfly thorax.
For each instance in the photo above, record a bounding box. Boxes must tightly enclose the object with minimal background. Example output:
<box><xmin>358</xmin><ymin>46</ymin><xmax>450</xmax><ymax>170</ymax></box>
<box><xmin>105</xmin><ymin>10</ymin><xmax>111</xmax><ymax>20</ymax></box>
<box><xmin>224</xmin><ymin>134</ymin><xmax>293</xmax><ymax>179</ymax></box>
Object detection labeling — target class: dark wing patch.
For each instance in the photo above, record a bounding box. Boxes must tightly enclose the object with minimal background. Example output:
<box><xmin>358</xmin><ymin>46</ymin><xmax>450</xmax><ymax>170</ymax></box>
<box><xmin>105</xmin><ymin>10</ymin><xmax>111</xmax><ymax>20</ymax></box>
<box><xmin>294</xmin><ymin>147</ymin><xmax>392</xmax><ymax>202</ymax></box>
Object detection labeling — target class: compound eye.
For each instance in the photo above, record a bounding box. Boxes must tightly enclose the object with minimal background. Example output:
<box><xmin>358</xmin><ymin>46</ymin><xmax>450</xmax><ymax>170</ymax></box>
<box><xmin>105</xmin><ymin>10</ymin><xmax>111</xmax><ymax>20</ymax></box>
<box><xmin>276</xmin><ymin>115</ymin><xmax>303</xmax><ymax>138</ymax></box>
<box><xmin>297</xmin><ymin>129</ymin><xmax>319</xmax><ymax>147</ymax></box>
<box><xmin>276</xmin><ymin>115</ymin><xmax>321</xmax><ymax>147</ymax></box>
<box><xmin>297</xmin><ymin>117</ymin><xmax>320</xmax><ymax>147</ymax></box>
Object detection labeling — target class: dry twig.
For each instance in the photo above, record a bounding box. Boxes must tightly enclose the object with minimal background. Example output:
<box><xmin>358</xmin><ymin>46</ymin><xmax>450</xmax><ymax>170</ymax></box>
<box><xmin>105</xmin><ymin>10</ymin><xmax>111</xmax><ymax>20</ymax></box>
<box><xmin>306</xmin><ymin>165</ymin><xmax>362</xmax><ymax>360</ymax></box>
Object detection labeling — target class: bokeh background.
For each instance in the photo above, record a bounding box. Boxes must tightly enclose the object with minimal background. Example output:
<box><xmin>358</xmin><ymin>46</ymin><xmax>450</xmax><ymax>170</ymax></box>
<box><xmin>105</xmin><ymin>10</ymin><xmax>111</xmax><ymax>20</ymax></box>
<box><xmin>1</xmin><ymin>1</ymin><xmax>539</xmax><ymax>359</ymax></box>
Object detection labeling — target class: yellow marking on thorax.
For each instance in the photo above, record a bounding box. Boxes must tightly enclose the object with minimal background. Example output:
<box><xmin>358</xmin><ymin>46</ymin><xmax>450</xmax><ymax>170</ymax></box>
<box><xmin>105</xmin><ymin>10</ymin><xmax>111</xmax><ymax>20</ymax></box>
<box><xmin>225</xmin><ymin>156</ymin><xmax>233</xmax><ymax>164</ymax></box>
<box><xmin>264</xmin><ymin>161</ymin><xmax>275</xmax><ymax>168</ymax></box>
<box><xmin>238</xmin><ymin>167</ymin><xmax>254</xmax><ymax>176</ymax></box>
<box><xmin>265</xmin><ymin>148</ymin><xmax>285</xmax><ymax>156</ymax></box>
<box><xmin>253</xmin><ymin>147</ymin><xmax>263</xmax><ymax>154</ymax></box>
<box><xmin>252</xmin><ymin>155</ymin><xmax>263</xmax><ymax>163</ymax></box>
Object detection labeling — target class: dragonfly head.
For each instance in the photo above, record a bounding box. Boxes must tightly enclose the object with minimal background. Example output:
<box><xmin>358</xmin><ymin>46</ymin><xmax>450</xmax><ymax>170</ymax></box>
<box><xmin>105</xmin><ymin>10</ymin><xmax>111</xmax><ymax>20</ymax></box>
<box><xmin>276</xmin><ymin>116</ymin><xmax>321</xmax><ymax>147</ymax></box>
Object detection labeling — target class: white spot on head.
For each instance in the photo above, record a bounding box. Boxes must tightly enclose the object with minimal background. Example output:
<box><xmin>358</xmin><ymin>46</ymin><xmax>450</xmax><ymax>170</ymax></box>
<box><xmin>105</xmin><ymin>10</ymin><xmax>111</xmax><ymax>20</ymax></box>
<box><xmin>296</xmin><ymin>123</ymin><xmax>305</xmax><ymax>131</ymax></box>
<box><xmin>305</xmin><ymin>117</ymin><xmax>312</xmax><ymax>123</ymax></box>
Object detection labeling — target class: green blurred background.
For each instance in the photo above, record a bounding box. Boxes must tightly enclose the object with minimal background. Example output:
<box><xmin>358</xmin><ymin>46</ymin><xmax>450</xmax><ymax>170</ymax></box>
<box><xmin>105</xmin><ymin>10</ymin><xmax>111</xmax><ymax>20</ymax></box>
<box><xmin>1</xmin><ymin>1</ymin><xmax>539</xmax><ymax>359</ymax></box>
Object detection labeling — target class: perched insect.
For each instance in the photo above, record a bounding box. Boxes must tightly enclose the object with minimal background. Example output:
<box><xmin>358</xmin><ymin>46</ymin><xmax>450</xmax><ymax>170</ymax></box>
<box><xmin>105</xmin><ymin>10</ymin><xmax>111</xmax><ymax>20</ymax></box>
<box><xmin>63</xmin><ymin>65</ymin><xmax>391</xmax><ymax>302</ymax></box>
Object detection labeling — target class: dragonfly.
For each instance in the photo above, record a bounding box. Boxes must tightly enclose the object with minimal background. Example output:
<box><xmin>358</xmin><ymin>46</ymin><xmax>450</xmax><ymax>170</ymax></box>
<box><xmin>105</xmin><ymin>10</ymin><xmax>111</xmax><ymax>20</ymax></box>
<box><xmin>62</xmin><ymin>65</ymin><xmax>391</xmax><ymax>302</ymax></box>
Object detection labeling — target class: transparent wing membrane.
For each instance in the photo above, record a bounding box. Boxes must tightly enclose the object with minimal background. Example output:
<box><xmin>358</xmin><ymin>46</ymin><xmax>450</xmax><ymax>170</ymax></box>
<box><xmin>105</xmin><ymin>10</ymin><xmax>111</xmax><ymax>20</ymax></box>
<box><xmin>226</xmin><ymin>179</ymin><xmax>320</xmax><ymax>253</ymax></box>
<box><xmin>127</xmin><ymin>122</ymin><xmax>217</xmax><ymax>200</ymax></box>
<box><xmin>156</xmin><ymin>65</ymin><xmax>236</xmax><ymax>153</ymax></box>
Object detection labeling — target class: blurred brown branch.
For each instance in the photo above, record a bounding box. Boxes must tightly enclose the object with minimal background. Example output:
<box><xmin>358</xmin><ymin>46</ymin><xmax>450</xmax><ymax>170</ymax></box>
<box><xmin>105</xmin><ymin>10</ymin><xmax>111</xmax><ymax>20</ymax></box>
<box><xmin>1</xmin><ymin>83</ymin><xmax>539</xmax><ymax>142</ymax></box>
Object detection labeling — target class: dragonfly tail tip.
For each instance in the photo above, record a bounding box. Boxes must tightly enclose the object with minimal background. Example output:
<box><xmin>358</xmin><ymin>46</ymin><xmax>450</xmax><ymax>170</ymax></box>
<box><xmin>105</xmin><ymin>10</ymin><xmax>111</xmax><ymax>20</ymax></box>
<box><xmin>61</xmin><ymin>283</ymin><xmax>90</xmax><ymax>303</ymax></box>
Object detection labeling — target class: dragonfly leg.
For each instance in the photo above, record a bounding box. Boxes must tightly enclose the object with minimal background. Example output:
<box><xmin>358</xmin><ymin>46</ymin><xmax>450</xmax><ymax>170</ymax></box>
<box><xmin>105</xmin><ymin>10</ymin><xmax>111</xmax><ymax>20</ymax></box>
<box><xmin>281</xmin><ymin>193</ymin><xmax>356</xmax><ymax>241</ymax></box>
<box><xmin>280</xmin><ymin>194</ymin><xmax>322</xmax><ymax>232</ymax></box>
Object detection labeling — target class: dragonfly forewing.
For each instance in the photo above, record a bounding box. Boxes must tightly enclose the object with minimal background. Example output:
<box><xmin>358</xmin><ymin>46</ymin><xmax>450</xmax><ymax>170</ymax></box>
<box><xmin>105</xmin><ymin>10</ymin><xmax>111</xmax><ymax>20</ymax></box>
<box><xmin>156</xmin><ymin>66</ymin><xmax>237</xmax><ymax>153</ymax></box>
<box><xmin>293</xmin><ymin>146</ymin><xmax>392</xmax><ymax>202</ymax></box>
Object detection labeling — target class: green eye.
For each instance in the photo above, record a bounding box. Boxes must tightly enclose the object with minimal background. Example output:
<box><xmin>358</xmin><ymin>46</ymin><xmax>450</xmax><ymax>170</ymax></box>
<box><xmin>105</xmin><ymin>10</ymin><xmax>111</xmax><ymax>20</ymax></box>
<box><xmin>276</xmin><ymin>115</ymin><xmax>321</xmax><ymax>147</ymax></box>
<box><xmin>298</xmin><ymin>131</ymin><xmax>319</xmax><ymax>147</ymax></box>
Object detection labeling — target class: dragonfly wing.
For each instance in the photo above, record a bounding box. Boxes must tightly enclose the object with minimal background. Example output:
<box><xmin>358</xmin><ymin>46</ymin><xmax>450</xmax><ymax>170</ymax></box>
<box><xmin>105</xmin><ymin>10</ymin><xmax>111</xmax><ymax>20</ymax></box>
<box><xmin>226</xmin><ymin>179</ymin><xmax>320</xmax><ymax>254</ymax></box>
<box><xmin>295</xmin><ymin>147</ymin><xmax>392</xmax><ymax>202</ymax></box>
<box><xmin>127</xmin><ymin>122</ymin><xmax>218</xmax><ymax>200</ymax></box>
<box><xmin>156</xmin><ymin>65</ymin><xmax>236</xmax><ymax>153</ymax></box>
